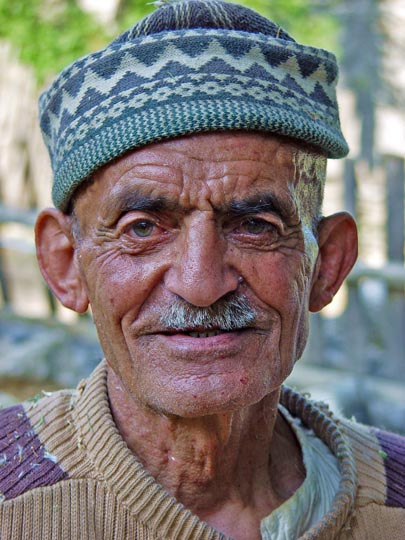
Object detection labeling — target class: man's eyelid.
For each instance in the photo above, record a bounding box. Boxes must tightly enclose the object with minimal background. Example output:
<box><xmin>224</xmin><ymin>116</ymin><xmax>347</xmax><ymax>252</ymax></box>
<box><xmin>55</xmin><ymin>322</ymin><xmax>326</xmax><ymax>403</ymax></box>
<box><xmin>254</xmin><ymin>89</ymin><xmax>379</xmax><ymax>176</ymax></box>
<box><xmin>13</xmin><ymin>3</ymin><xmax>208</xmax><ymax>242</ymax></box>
<box><xmin>238</xmin><ymin>212</ymin><xmax>284</xmax><ymax>227</ymax></box>
<box><xmin>256</xmin><ymin>212</ymin><xmax>291</xmax><ymax>230</ymax></box>
<box><xmin>238</xmin><ymin>214</ymin><xmax>286</xmax><ymax>236</ymax></box>
<box><xmin>117</xmin><ymin>211</ymin><xmax>162</xmax><ymax>231</ymax></box>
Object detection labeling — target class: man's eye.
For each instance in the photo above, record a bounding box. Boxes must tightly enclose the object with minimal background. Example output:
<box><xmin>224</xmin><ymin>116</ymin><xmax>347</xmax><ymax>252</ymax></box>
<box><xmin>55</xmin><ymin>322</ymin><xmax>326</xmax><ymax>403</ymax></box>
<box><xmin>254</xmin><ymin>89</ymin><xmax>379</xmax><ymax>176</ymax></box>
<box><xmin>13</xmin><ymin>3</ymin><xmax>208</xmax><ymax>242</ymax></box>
<box><xmin>240</xmin><ymin>219</ymin><xmax>275</xmax><ymax>235</ymax></box>
<box><xmin>129</xmin><ymin>220</ymin><xmax>155</xmax><ymax>238</ymax></box>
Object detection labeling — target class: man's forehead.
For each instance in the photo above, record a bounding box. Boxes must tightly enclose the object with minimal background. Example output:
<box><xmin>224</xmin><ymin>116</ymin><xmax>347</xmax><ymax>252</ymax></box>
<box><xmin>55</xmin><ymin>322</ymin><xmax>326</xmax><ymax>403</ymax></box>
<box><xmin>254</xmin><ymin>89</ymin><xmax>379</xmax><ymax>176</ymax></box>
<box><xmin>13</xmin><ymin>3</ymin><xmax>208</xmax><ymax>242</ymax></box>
<box><xmin>113</xmin><ymin>130</ymin><xmax>297</xmax><ymax>159</ymax></box>
<box><xmin>95</xmin><ymin>132</ymin><xmax>301</xmax><ymax>188</ymax></box>
<box><xmin>97</xmin><ymin>185</ymin><xmax>298</xmax><ymax>224</ymax></box>
<box><xmin>78</xmin><ymin>132</ymin><xmax>302</xmax><ymax>215</ymax></box>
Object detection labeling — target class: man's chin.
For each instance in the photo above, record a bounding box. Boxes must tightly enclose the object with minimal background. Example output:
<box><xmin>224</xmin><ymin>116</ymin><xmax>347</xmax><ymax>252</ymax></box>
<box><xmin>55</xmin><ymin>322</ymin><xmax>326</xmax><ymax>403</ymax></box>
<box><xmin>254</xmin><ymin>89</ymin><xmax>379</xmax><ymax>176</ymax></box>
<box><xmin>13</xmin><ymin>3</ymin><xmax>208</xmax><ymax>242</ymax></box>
<box><xmin>142</xmin><ymin>375</ymin><xmax>272</xmax><ymax>419</ymax></box>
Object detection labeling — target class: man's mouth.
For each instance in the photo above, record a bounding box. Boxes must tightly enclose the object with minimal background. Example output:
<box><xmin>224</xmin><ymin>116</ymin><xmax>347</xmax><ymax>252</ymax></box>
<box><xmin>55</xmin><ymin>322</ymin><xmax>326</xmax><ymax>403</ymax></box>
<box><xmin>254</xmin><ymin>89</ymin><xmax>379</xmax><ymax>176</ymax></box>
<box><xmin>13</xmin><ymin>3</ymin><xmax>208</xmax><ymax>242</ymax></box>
<box><xmin>150</xmin><ymin>326</ymin><xmax>257</xmax><ymax>355</ymax></box>
<box><xmin>159</xmin><ymin>328</ymin><xmax>246</xmax><ymax>338</ymax></box>
<box><xmin>187</xmin><ymin>329</ymin><xmax>227</xmax><ymax>338</ymax></box>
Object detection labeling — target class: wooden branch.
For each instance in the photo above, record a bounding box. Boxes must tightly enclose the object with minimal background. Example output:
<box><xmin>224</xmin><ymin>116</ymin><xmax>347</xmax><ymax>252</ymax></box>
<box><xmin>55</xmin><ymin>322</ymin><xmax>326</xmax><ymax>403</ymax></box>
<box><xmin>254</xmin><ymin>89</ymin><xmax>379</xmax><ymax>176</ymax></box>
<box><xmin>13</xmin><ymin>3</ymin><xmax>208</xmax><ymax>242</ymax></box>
<box><xmin>0</xmin><ymin>204</ymin><xmax>37</xmax><ymax>226</ymax></box>
<box><xmin>347</xmin><ymin>261</ymin><xmax>405</xmax><ymax>288</ymax></box>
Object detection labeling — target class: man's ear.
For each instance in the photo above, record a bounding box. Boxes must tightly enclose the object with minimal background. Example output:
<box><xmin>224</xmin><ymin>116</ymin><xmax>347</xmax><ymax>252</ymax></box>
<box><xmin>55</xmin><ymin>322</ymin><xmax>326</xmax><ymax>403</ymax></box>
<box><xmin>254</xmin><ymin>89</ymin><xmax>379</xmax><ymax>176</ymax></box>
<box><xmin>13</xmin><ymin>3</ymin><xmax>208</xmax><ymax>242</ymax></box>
<box><xmin>309</xmin><ymin>212</ymin><xmax>358</xmax><ymax>313</ymax></box>
<box><xmin>35</xmin><ymin>208</ymin><xmax>89</xmax><ymax>313</ymax></box>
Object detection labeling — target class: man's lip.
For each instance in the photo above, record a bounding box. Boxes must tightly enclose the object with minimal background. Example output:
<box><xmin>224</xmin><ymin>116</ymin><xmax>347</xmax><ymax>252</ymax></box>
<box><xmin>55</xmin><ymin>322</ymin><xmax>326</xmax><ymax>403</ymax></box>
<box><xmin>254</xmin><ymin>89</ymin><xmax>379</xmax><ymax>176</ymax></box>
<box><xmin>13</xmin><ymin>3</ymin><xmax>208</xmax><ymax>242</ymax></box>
<box><xmin>136</xmin><ymin>327</ymin><xmax>265</xmax><ymax>356</ymax></box>
<box><xmin>155</xmin><ymin>327</ymin><xmax>252</xmax><ymax>335</ymax></box>
<box><xmin>155</xmin><ymin>328</ymin><xmax>251</xmax><ymax>348</ymax></box>
<box><xmin>138</xmin><ymin>325</ymin><xmax>265</xmax><ymax>337</ymax></box>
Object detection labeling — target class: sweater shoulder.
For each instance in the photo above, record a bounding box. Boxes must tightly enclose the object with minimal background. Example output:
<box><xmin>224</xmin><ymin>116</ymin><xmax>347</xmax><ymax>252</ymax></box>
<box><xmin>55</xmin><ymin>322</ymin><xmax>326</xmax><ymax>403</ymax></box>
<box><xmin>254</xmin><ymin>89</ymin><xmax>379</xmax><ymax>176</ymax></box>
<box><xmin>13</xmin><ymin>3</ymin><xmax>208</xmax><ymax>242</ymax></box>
<box><xmin>340</xmin><ymin>418</ymin><xmax>405</xmax><ymax>509</ymax></box>
<box><xmin>0</xmin><ymin>389</ymin><xmax>75</xmax><ymax>502</ymax></box>
<box><xmin>371</xmin><ymin>426</ymin><xmax>405</xmax><ymax>508</ymax></box>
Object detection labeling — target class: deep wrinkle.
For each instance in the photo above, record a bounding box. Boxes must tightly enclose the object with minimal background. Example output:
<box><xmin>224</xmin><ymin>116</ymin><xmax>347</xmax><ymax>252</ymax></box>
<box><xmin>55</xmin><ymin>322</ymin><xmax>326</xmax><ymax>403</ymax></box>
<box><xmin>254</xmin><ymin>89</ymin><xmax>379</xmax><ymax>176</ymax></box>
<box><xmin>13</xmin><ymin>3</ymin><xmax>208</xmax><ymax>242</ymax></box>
<box><xmin>71</xmin><ymin>133</ymin><xmax>312</xmax><ymax>411</ymax></box>
<box><xmin>99</xmin><ymin>187</ymin><xmax>300</xmax><ymax>233</ymax></box>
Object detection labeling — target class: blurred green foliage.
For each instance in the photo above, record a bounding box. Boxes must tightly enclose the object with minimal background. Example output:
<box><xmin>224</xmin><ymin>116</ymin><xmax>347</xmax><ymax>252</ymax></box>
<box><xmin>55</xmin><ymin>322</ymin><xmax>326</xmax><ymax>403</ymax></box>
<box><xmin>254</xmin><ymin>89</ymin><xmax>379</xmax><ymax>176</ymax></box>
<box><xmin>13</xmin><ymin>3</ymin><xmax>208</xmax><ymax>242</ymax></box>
<box><xmin>0</xmin><ymin>0</ymin><xmax>108</xmax><ymax>83</ymax></box>
<box><xmin>0</xmin><ymin>0</ymin><xmax>339</xmax><ymax>85</ymax></box>
<box><xmin>239</xmin><ymin>0</ymin><xmax>339</xmax><ymax>50</ymax></box>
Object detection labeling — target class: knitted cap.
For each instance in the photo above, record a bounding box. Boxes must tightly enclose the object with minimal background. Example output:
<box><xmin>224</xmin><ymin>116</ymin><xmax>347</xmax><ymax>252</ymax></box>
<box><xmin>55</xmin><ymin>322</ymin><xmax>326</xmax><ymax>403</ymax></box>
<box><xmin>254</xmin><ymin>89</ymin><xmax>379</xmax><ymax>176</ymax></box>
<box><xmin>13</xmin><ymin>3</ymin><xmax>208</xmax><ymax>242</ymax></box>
<box><xmin>39</xmin><ymin>0</ymin><xmax>348</xmax><ymax>211</ymax></box>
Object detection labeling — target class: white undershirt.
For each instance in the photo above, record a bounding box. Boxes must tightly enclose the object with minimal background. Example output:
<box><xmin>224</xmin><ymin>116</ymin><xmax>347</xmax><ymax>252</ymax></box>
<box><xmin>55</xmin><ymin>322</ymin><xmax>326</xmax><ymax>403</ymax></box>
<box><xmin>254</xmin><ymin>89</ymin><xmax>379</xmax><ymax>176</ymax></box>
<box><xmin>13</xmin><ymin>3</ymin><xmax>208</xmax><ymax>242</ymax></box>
<box><xmin>260</xmin><ymin>405</ymin><xmax>341</xmax><ymax>540</ymax></box>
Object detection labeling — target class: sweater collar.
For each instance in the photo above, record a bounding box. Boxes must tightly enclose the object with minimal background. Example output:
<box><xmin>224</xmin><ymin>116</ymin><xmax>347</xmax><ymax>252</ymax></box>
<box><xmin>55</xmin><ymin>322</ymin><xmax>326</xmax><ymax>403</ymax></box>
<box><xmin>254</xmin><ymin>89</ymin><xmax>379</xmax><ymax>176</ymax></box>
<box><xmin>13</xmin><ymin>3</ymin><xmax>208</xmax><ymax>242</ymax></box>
<box><xmin>75</xmin><ymin>361</ymin><xmax>356</xmax><ymax>540</ymax></box>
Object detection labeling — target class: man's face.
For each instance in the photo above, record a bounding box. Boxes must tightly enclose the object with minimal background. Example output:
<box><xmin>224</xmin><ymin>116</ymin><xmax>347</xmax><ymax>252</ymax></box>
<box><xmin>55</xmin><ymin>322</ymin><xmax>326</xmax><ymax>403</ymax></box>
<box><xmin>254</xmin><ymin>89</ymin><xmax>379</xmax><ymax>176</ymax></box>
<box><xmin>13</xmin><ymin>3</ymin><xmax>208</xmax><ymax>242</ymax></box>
<box><xmin>72</xmin><ymin>132</ymin><xmax>321</xmax><ymax>417</ymax></box>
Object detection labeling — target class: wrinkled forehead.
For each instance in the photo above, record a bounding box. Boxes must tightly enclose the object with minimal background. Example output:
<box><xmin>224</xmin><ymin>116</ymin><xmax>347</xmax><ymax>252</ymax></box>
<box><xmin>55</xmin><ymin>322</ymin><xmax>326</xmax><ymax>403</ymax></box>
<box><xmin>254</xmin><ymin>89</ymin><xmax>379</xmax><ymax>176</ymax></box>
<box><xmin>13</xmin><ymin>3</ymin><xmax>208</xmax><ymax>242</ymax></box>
<box><xmin>72</xmin><ymin>132</ymin><xmax>325</xmax><ymax>224</ymax></box>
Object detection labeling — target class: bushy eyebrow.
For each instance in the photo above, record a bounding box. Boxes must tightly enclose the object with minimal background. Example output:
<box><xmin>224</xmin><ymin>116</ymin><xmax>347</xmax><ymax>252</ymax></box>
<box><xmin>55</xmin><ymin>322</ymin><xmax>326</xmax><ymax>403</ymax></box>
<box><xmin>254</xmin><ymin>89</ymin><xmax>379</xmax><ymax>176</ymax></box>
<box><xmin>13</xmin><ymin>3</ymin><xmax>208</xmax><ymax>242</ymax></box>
<box><xmin>108</xmin><ymin>190</ymin><xmax>294</xmax><ymax>222</ymax></box>
<box><xmin>109</xmin><ymin>191</ymin><xmax>180</xmax><ymax>219</ymax></box>
<box><xmin>225</xmin><ymin>194</ymin><xmax>295</xmax><ymax>221</ymax></box>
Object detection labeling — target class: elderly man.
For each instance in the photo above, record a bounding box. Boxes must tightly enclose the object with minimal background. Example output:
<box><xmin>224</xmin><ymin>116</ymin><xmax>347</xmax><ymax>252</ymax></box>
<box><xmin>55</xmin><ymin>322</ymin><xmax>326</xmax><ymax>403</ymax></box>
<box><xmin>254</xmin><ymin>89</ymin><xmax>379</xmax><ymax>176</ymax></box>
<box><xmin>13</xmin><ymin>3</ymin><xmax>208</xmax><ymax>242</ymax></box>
<box><xmin>0</xmin><ymin>0</ymin><xmax>404</xmax><ymax>538</ymax></box>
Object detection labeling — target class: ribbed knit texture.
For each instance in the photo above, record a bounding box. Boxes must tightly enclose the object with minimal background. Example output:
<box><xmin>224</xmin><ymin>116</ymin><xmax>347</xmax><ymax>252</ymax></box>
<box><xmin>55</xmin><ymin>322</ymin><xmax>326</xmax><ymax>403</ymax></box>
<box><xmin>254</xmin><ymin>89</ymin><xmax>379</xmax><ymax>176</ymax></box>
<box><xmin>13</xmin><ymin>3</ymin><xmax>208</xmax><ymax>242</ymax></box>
<box><xmin>1</xmin><ymin>361</ymin><xmax>404</xmax><ymax>539</ymax></box>
<box><xmin>38</xmin><ymin>0</ymin><xmax>348</xmax><ymax>212</ymax></box>
<box><xmin>372</xmin><ymin>428</ymin><xmax>405</xmax><ymax>507</ymax></box>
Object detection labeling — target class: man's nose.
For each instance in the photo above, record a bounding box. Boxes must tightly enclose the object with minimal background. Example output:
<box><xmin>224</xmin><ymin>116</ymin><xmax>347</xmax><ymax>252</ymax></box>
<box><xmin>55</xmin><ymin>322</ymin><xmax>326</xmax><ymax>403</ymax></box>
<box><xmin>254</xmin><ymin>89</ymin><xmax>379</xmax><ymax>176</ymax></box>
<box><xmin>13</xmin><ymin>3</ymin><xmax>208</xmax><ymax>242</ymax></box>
<box><xmin>164</xmin><ymin>218</ymin><xmax>240</xmax><ymax>307</ymax></box>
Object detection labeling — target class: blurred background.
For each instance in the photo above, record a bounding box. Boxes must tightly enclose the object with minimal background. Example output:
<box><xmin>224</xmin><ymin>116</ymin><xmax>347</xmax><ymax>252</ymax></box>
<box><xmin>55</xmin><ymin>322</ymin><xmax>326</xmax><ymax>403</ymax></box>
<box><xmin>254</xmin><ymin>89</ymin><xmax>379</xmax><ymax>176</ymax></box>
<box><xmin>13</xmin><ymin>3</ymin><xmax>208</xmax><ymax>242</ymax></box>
<box><xmin>0</xmin><ymin>0</ymin><xmax>404</xmax><ymax>432</ymax></box>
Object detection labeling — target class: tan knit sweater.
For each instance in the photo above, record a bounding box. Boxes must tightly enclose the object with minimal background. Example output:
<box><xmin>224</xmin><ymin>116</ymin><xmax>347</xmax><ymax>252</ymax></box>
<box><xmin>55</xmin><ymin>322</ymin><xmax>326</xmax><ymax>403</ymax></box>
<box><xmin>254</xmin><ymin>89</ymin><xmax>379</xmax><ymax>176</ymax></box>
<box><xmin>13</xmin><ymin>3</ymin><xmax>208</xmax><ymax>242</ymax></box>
<box><xmin>0</xmin><ymin>361</ymin><xmax>404</xmax><ymax>539</ymax></box>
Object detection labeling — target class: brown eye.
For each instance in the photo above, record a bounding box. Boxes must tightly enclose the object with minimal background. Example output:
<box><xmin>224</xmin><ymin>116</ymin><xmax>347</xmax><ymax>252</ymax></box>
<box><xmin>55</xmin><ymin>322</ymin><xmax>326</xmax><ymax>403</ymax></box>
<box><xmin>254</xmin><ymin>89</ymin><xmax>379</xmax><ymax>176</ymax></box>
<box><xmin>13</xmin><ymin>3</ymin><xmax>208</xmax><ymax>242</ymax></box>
<box><xmin>241</xmin><ymin>219</ymin><xmax>275</xmax><ymax>235</ymax></box>
<box><xmin>130</xmin><ymin>220</ymin><xmax>155</xmax><ymax>237</ymax></box>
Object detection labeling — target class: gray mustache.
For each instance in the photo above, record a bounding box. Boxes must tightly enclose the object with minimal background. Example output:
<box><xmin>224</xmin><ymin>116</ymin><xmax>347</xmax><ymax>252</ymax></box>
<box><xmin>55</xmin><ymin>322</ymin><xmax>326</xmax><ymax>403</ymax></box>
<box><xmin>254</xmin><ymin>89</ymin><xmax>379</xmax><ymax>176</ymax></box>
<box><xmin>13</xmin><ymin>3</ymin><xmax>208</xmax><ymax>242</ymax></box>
<box><xmin>159</xmin><ymin>294</ymin><xmax>257</xmax><ymax>331</ymax></box>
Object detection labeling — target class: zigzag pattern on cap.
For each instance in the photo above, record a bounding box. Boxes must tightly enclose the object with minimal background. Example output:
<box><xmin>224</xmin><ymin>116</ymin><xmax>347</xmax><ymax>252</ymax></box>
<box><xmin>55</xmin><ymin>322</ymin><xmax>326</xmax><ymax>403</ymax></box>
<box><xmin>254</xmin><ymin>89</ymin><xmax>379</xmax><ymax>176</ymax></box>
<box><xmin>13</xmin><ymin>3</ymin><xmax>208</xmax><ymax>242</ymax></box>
<box><xmin>39</xmin><ymin>0</ymin><xmax>348</xmax><ymax>211</ymax></box>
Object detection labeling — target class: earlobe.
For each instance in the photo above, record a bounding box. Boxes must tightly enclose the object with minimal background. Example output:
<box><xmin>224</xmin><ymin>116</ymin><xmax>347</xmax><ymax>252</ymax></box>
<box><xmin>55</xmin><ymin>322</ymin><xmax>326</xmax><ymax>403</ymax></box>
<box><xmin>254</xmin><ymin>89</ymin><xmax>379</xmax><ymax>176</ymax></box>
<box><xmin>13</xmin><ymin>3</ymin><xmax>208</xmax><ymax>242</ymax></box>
<box><xmin>35</xmin><ymin>208</ymin><xmax>89</xmax><ymax>313</ymax></box>
<box><xmin>309</xmin><ymin>212</ymin><xmax>358</xmax><ymax>313</ymax></box>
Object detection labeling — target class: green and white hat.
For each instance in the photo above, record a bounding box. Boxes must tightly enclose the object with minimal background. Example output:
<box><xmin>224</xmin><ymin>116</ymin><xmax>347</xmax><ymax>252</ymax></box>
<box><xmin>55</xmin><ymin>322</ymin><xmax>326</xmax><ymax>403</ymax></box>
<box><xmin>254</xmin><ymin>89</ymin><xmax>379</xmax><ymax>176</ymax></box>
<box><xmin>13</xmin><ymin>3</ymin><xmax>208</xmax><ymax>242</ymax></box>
<box><xmin>39</xmin><ymin>0</ymin><xmax>348</xmax><ymax>211</ymax></box>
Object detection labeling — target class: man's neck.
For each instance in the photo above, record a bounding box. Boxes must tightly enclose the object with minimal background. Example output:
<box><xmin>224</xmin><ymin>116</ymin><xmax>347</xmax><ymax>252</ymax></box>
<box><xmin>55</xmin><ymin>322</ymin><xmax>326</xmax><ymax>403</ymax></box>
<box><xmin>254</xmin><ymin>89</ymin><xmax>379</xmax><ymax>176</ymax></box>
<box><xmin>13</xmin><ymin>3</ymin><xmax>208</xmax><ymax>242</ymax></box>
<box><xmin>107</xmin><ymin>367</ymin><xmax>305</xmax><ymax>540</ymax></box>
